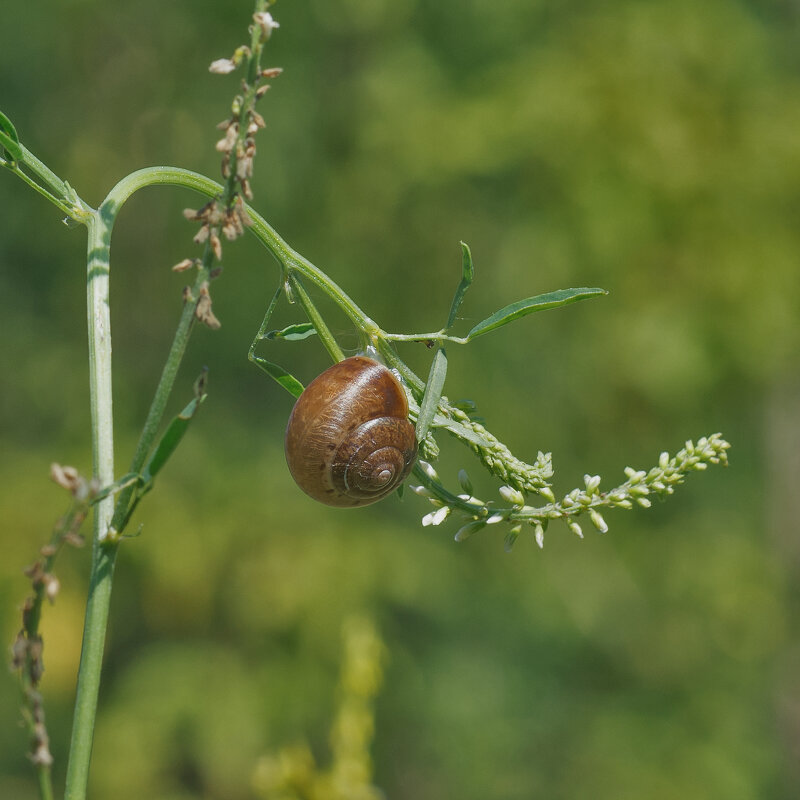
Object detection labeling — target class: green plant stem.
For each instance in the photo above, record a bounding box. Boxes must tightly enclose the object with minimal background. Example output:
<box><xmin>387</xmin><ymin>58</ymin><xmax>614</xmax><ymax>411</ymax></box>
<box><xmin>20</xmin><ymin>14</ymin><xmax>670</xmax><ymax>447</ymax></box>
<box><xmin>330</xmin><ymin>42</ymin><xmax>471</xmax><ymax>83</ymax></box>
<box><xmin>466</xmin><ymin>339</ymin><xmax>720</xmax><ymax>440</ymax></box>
<box><xmin>63</xmin><ymin>541</ymin><xmax>117</xmax><ymax>800</ymax></box>
<box><xmin>38</xmin><ymin>767</ymin><xmax>54</xmax><ymax>800</ymax></box>
<box><xmin>287</xmin><ymin>273</ymin><xmax>345</xmax><ymax>362</ymax></box>
<box><xmin>6</xmin><ymin>142</ymin><xmax>92</xmax><ymax>221</ymax></box>
<box><xmin>110</xmin><ymin>266</ymin><xmax>207</xmax><ymax>531</ymax></box>
<box><xmin>103</xmin><ymin>168</ymin><xmax>380</xmax><ymax>334</ymax></box>
<box><xmin>64</xmin><ymin>211</ymin><xmax>118</xmax><ymax>800</ymax></box>
<box><xmin>101</xmin><ymin>167</ymin><xmax>439</xmax><ymax>404</ymax></box>
<box><xmin>384</xmin><ymin>331</ymin><xmax>469</xmax><ymax>345</ymax></box>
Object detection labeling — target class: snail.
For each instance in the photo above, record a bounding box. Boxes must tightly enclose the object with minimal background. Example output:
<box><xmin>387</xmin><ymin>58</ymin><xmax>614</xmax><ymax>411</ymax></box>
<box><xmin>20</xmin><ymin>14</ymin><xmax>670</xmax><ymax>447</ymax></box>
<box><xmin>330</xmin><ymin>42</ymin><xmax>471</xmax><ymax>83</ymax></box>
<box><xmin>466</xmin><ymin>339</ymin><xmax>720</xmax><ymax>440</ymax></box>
<box><xmin>285</xmin><ymin>356</ymin><xmax>418</xmax><ymax>507</ymax></box>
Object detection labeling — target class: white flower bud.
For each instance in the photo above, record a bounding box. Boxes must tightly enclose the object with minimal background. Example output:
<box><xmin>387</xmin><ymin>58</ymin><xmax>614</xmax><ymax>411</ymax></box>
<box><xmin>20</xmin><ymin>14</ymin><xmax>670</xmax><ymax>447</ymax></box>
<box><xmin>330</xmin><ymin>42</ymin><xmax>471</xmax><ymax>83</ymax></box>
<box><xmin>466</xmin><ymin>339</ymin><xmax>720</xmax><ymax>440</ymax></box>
<box><xmin>624</xmin><ymin>468</ymin><xmax>647</xmax><ymax>483</ymax></box>
<box><xmin>584</xmin><ymin>474</ymin><xmax>601</xmax><ymax>493</ymax></box>
<box><xmin>538</xmin><ymin>486</ymin><xmax>555</xmax><ymax>503</ymax></box>
<box><xmin>659</xmin><ymin>451</ymin><xmax>670</xmax><ymax>469</ymax></box>
<box><xmin>636</xmin><ymin>497</ymin><xmax>652</xmax><ymax>508</ymax></box>
<box><xmin>454</xmin><ymin>520</ymin><xmax>485</xmax><ymax>542</ymax></box>
<box><xmin>418</xmin><ymin>460</ymin><xmax>439</xmax><ymax>481</ymax></box>
<box><xmin>534</xmin><ymin>523</ymin><xmax>545</xmax><ymax>549</ymax></box>
<box><xmin>504</xmin><ymin>525</ymin><xmax>522</xmax><ymax>553</ymax></box>
<box><xmin>568</xmin><ymin>520</ymin><xmax>583</xmax><ymax>538</ymax></box>
<box><xmin>589</xmin><ymin>509</ymin><xmax>608</xmax><ymax>533</ymax></box>
<box><xmin>499</xmin><ymin>485</ymin><xmax>525</xmax><ymax>505</ymax></box>
<box><xmin>486</xmin><ymin>513</ymin><xmax>505</xmax><ymax>524</ymax></box>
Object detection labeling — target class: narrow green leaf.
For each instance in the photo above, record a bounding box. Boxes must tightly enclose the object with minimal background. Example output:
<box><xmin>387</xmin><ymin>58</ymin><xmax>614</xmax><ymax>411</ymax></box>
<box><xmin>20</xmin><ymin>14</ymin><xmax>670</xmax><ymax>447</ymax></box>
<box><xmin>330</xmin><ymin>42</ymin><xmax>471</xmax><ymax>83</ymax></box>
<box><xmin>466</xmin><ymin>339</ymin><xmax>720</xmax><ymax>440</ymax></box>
<box><xmin>263</xmin><ymin>322</ymin><xmax>317</xmax><ymax>342</ymax></box>
<box><xmin>0</xmin><ymin>110</ymin><xmax>19</xmax><ymax>144</ymax></box>
<box><xmin>143</xmin><ymin>392</ymin><xmax>206</xmax><ymax>484</ymax></box>
<box><xmin>430</xmin><ymin>413</ymin><xmax>486</xmax><ymax>447</ymax></box>
<box><xmin>416</xmin><ymin>348</ymin><xmax>448</xmax><ymax>443</ymax></box>
<box><xmin>251</xmin><ymin>355</ymin><xmax>304</xmax><ymax>398</ymax></box>
<box><xmin>0</xmin><ymin>130</ymin><xmax>22</xmax><ymax>161</ymax></box>
<box><xmin>466</xmin><ymin>287</ymin><xmax>608</xmax><ymax>340</ymax></box>
<box><xmin>445</xmin><ymin>241</ymin><xmax>475</xmax><ymax>330</ymax></box>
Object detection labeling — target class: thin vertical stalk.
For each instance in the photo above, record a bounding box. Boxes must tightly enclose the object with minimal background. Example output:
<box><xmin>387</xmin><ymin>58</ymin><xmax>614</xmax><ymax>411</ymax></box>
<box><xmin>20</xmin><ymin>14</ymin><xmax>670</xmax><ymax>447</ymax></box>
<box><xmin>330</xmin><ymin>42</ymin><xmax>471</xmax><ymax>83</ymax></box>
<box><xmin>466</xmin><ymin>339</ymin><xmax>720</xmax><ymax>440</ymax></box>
<box><xmin>64</xmin><ymin>211</ymin><xmax>119</xmax><ymax>800</ymax></box>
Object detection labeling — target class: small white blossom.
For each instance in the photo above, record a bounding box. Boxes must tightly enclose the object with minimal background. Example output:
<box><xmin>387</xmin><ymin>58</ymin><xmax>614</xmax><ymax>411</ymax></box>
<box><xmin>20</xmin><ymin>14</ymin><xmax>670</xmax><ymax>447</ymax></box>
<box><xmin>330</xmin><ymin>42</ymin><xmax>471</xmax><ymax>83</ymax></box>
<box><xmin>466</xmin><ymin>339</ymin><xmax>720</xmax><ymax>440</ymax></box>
<box><xmin>209</xmin><ymin>58</ymin><xmax>237</xmax><ymax>74</ymax></box>
<box><xmin>422</xmin><ymin>506</ymin><xmax>450</xmax><ymax>527</ymax></box>
<box><xmin>253</xmin><ymin>11</ymin><xmax>280</xmax><ymax>37</ymax></box>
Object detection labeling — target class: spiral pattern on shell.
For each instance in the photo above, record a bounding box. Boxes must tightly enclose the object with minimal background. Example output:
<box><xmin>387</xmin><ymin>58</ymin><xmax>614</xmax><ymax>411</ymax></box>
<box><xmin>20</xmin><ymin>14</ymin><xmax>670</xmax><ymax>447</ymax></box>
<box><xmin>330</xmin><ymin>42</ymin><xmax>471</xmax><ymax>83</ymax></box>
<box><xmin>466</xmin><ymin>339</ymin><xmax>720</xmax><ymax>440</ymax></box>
<box><xmin>284</xmin><ymin>356</ymin><xmax>418</xmax><ymax>507</ymax></box>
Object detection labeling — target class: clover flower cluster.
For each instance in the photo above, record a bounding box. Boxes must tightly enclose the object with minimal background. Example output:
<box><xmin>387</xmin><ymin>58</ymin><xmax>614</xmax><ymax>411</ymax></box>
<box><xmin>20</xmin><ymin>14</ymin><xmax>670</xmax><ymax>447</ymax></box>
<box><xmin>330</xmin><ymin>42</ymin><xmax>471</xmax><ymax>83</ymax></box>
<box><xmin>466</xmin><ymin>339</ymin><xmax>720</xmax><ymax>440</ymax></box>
<box><xmin>411</xmin><ymin>433</ymin><xmax>730</xmax><ymax>550</ymax></box>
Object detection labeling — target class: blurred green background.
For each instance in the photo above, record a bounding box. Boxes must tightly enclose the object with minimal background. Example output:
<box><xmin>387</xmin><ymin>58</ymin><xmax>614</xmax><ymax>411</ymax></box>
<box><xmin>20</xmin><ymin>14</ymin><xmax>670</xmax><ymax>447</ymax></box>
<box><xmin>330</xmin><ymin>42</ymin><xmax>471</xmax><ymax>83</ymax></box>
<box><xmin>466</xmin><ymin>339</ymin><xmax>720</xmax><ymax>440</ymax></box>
<box><xmin>1</xmin><ymin>0</ymin><xmax>799</xmax><ymax>798</ymax></box>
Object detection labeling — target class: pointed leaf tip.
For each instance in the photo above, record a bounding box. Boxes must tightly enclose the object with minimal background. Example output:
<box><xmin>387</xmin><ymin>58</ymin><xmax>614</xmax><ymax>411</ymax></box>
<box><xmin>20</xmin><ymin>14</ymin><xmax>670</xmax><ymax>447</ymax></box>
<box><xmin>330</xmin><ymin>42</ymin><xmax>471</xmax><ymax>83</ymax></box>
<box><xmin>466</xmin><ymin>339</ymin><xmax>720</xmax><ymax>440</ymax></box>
<box><xmin>466</xmin><ymin>287</ymin><xmax>607</xmax><ymax>340</ymax></box>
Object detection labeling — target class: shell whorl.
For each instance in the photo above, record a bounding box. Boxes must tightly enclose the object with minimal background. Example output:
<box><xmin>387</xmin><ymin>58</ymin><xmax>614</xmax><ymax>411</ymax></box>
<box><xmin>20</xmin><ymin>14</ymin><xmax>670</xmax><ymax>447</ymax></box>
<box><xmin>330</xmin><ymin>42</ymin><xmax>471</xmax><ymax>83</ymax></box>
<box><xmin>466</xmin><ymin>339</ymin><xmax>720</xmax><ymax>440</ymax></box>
<box><xmin>284</xmin><ymin>357</ymin><xmax>418</xmax><ymax>507</ymax></box>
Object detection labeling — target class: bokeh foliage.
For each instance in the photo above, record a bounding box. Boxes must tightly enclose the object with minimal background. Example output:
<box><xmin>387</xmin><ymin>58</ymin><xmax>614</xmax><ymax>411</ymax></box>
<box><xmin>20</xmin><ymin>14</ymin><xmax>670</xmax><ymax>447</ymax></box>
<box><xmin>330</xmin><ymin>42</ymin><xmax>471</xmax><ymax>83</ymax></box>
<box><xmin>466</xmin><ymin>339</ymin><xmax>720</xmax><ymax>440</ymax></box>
<box><xmin>1</xmin><ymin>0</ymin><xmax>799</xmax><ymax>798</ymax></box>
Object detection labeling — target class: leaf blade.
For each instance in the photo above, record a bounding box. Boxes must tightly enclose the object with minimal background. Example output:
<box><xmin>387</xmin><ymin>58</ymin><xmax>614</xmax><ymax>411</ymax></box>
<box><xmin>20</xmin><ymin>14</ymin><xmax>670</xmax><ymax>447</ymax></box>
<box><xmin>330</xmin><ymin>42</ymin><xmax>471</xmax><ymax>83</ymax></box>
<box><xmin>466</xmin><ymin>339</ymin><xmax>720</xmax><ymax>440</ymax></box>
<box><xmin>0</xmin><ymin>109</ymin><xmax>19</xmax><ymax>143</ymax></box>
<box><xmin>263</xmin><ymin>322</ymin><xmax>317</xmax><ymax>342</ymax></box>
<box><xmin>416</xmin><ymin>348</ymin><xmax>448</xmax><ymax>443</ymax></box>
<box><xmin>251</xmin><ymin>355</ymin><xmax>304</xmax><ymax>398</ymax></box>
<box><xmin>0</xmin><ymin>130</ymin><xmax>22</xmax><ymax>161</ymax></box>
<box><xmin>446</xmin><ymin>241</ymin><xmax>475</xmax><ymax>330</ymax></box>
<box><xmin>142</xmin><ymin>392</ymin><xmax>206</xmax><ymax>484</ymax></box>
<box><xmin>466</xmin><ymin>287</ymin><xmax>607</xmax><ymax>340</ymax></box>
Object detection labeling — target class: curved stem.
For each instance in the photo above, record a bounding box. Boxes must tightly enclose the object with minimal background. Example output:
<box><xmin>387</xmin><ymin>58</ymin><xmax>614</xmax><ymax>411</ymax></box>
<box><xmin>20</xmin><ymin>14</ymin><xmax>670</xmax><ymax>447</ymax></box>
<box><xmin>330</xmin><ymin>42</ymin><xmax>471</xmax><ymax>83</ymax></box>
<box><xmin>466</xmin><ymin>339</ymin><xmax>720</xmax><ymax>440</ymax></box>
<box><xmin>103</xmin><ymin>167</ymin><xmax>381</xmax><ymax>335</ymax></box>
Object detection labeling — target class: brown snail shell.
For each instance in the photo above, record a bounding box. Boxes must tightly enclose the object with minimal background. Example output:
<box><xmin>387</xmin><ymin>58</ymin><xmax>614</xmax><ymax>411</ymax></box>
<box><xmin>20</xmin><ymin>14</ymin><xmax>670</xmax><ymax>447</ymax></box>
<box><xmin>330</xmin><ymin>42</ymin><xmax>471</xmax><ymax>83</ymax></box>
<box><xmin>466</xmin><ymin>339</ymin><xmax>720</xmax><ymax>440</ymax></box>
<box><xmin>284</xmin><ymin>356</ymin><xmax>418</xmax><ymax>507</ymax></box>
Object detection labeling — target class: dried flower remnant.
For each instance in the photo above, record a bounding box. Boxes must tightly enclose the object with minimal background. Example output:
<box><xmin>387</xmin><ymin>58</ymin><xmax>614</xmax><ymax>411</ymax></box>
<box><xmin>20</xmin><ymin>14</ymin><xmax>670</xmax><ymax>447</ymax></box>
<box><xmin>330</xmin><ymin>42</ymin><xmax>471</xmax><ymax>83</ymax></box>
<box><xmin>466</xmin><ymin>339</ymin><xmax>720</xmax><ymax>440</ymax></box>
<box><xmin>174</xmin><ymin>2</ymin><xmax>281</xmax><ymax>328</ymax></box>
<box><xmin>253</xmin><ymin>11</ymin><xmax>280</xmax><ymax>38</ymax></box>
<box><xmin>13</xmin><ymin>465</ymin><xmax>93</xmax><ymax>768</ymax></box>
<box><xmin>195</xmin><ymin>282</ymin><xmax>221</xmax><ymax>330</ymax></box>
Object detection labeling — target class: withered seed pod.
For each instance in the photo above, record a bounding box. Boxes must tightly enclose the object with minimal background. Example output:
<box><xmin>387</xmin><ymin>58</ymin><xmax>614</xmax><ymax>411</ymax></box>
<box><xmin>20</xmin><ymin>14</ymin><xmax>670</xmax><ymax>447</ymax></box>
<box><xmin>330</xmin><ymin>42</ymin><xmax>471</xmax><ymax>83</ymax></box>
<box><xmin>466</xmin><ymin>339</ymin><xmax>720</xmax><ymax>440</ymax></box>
<box><xmin>284</xmin><ymin>356</ymin><xmax>418</xmax><ymax>507</ymax></box>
